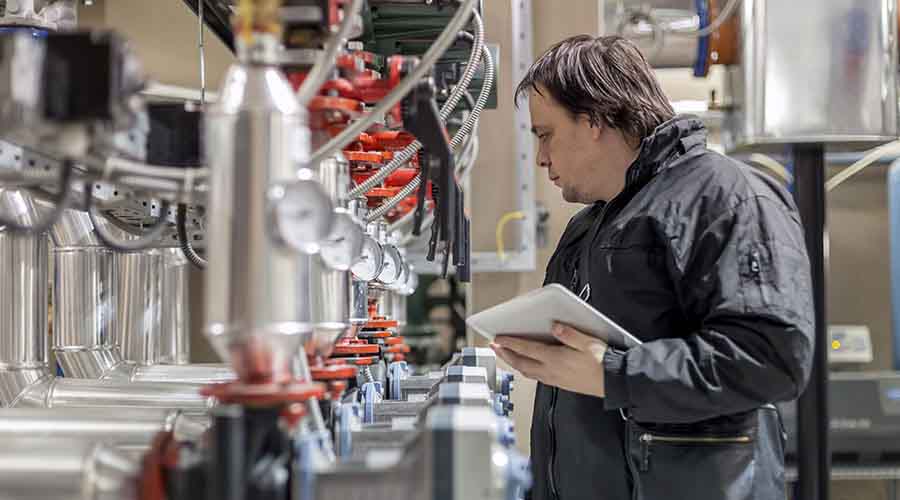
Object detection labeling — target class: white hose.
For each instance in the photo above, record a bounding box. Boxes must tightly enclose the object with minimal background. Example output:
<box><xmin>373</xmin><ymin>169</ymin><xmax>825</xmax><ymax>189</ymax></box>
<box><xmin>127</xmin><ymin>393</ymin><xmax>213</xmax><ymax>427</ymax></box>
<box><xmin>296</xmin><ymin>0</ymin><xmax>366</xmax><ymax>106</ymax></box>
<box><xmin>309</xmin><ymin>0</ymin><xmax>478</xmax><ymax>166</ymax></box>
<box><xmin>346</xmin><ymin>9</ymin><xmax>485</xmax><ymax>200</ymax></box>
<box><xmin>826</xmin><ymin>140</ymin><xmax>900</xmax><ymax>192</ymax></box>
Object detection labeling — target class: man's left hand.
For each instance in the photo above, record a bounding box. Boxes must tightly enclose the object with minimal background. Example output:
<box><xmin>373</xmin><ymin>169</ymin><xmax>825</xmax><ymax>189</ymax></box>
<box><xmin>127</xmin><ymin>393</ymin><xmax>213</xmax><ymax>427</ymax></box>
<box><xmin>490</xmin><ymin>323</ymin><xmax>609</xmax><ymax>398</ymax></box>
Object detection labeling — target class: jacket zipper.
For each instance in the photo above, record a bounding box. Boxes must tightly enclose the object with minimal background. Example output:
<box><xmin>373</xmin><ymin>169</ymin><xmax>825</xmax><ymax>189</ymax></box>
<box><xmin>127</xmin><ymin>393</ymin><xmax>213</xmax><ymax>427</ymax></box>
<box><xmin>548</xmin><ymin>387</ymin><xmax>560</xmax><ymax>499</ymax></box>
<box><xmin>638</xmin><ymin>433</ymin><xmax>753</xmax><ymax>472</ymax></box>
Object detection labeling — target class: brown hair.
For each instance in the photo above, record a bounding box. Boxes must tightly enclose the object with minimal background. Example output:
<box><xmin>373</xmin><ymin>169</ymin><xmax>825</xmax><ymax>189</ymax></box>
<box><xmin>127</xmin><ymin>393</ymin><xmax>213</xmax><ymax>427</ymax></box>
<box><xmin>515</xmin><ymin>34</ymin><xmax>674</xmax><ymax>142</ymax></box>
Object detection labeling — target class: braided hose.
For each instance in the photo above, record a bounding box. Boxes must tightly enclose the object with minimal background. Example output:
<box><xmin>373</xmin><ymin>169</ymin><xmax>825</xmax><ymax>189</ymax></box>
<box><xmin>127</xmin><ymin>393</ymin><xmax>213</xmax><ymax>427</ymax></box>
<box><xmin>346</xmin><ymin>9</ymin><xmax>485</xmax><ymax>200</ymax></box>
<box><xmin>310</xmin><ymin>0</ymin><xmax>478</xmax><ymax>166</ymax></box>
<box><xmin>365</xmin><ymin>42</ymin><xmax>494</xmax><ymax>223</ymax></box>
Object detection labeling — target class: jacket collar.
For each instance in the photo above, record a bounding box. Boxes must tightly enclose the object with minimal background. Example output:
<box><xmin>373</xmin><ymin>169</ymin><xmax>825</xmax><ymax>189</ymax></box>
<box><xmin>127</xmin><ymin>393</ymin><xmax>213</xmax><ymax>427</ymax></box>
<box><xmin>624</xmin><ymin>115</ymin><xmax>708</xmax><ymax>189</ymax></box>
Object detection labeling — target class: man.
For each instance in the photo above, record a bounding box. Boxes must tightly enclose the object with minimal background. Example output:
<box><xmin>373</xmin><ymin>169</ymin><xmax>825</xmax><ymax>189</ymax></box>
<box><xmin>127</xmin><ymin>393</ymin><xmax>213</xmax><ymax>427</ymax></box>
<box><xmin>491</xmin><ymin>35</ymin><xmax>813</xmax><ymax>500</ymax></box>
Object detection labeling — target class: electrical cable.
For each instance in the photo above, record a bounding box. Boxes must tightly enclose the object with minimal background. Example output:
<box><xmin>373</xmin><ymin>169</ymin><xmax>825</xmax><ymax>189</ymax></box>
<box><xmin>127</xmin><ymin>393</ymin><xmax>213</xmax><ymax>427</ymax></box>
<box><xmin>495</xmin><ymin>211</ymin><xmax>525</xmax><ymax>261</ymax></box>
<box><xmin>0</xmin><ymin>159</ymin><xmax>74</xmax><ymax>233</ymax></box>
<box><xmin>86</xmin><ymin>186</ymin><xmax>171</xmax><ymax>251</ymax></box>
<box><xmin>177</xmin><ymin>203</ymin><xmax>207</xmax><ymax>269</ymax></box>
<box><xmin>347</xmin><ymin>13</ymin><xmax>484</xmax><ymax>199</ymax></box>
<box><xmin>310</xmin><ymin>0</ymin><xmax>478</xmax><ymax>166</ymax></box>
<box><xmin>365</xmin><ymin>40</ymin><xmax>493</xmax><ymax>223</ymax></box>
<box><xmin>296</xmin><ymin>0</ymin><xmax>366</xmax><ymax>106</ymax></box>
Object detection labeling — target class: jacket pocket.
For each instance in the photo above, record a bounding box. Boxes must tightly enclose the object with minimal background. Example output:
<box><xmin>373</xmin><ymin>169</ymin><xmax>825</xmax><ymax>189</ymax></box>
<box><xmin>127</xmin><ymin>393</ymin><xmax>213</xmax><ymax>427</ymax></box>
<box><xmin>627</xmin><ymin>419</ymin><xmax>757</xmax><ymax>500</ymax></box>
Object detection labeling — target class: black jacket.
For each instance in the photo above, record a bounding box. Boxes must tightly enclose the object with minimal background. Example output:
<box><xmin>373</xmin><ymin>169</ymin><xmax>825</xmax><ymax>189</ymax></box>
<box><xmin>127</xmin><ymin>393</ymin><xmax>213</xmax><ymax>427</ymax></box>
<box><xmin>529</xmin><ymin>116</ymin><xmax>814</xmax><ymax>500</ymax></box>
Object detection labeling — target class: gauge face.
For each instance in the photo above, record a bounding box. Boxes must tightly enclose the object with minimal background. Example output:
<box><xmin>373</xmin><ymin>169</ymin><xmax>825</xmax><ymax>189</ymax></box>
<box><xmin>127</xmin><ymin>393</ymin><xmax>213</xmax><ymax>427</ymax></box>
<box><xmin>320</xmin><ymin>209</ymin><xmax>365</xmax><ymax>271</ymax></box>
<box><xmin>377</xmin><ymin>244</ymin><xmax>402</xmax><ymax>285</ymax></box>
<box><xmin>390</xmin><ymin>259</ymin><xmax>410</xmax><ymax>292</ymax></box>
<box><xmin>401</xmin><ymin>271</ymin><xmax>418</xmax><ymax>296</ymax></box>
<box><xmin>351</xmin><ymin>235</ymin><xmax>384</xmax><ymax>282</ymax></box>
<box><xmin>268</xmin><ymin>180</ymin><xmax>335</xmax><ymax>255</ymax></box>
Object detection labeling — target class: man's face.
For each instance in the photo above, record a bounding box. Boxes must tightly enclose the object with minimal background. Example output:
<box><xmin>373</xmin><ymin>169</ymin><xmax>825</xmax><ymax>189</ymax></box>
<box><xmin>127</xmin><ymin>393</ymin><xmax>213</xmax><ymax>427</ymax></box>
<box><xmin>528</xmin><ymin>87</ymin><xmax>617</xmax><ymax>204</ymax></box>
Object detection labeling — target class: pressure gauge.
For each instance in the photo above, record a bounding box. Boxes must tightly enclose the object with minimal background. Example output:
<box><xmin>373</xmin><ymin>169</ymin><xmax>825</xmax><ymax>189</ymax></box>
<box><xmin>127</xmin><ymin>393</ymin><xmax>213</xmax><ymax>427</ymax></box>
<box><xmin>401</xmin><ymin>271</ymin><xmax>419</xmax><ymax>296</ymax></box>
<box><xmin>377</xmin><ymin>243</ymin><xmax>402</xmax><ymax>285</ymax></box>
<box><xmin>351</xmin><ymin>234</ymin><xmax>384</xmax><ymax>282</ymax></box>
<box><xmin>390</xmin><ymin>259</ymin><xmax>410</xmax><ymax>292</ymax></box>
<box><xmin>319</xmin><ymin>208</ymin><xmax>365</xmax><ymax>271</ymax></box>
<box><xmin>267</xmin><ymin>179</ymin><xmax>335</xmax><ymax>255</ymax></box>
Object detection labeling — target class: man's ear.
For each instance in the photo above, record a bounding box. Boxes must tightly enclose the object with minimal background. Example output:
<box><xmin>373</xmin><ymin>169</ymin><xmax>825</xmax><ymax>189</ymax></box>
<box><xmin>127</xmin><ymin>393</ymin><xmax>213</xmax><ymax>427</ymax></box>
<box><xmin>589</xmin><ymin>119</ymin><xmax>604</xmax><ymax>141</ymax></box>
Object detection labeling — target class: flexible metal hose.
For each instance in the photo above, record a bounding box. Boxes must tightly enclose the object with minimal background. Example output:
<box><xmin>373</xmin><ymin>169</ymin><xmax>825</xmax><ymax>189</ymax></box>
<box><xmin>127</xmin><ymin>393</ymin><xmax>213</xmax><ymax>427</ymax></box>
<box><xmin>296</xmin><ymin>0</ymin><xmax>366</xmax><ymax>105</ymax></box>
<box><xmin>177</xmin><ymin>203</ymin><xmax>207</xmax><ymax>269</ymax></box>
<box><xmin>347</xmin><ymin>9</ymin><xmax>485</xmax><ymax>200</ymax></box>
<box><xmin>365</xmin><ymin>41</ymin><xmax>494</xmax><ymax>223</ymax></box>
<box><xmin>310</xmin><ymin>0</ymin><xmax>478</xmax><ymax>166</ymax></box>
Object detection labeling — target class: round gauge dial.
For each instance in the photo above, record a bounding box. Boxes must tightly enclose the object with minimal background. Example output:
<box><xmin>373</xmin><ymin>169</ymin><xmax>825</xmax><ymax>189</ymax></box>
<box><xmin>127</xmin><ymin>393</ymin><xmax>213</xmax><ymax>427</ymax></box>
<box><xmin>319</xmin><ymin>209</ymin><xmax>365</xmax><ymax>271</ymax></box>
<box><xmin>401</xmin><ymin>271</ymin><xmax>419</xmax><ymax>296</ymax></box>
<box><xmin>390</xmin><ymin>259</ymin><xmax>410</xmax><ymax>292</ymax></box>
<box><xmin>377</xmin><ymin>244</ymin><xmax>402</xmax><ymax>285</ymax></box>
<box><xmin>351</xmin><ymin>235</ymin><xmax>384</xmax><ymax>282</ymax></box>
<box><xmin>267</xmin><ymin>180</ymin><xmax>335</xmax><ymax>255</ymax></box>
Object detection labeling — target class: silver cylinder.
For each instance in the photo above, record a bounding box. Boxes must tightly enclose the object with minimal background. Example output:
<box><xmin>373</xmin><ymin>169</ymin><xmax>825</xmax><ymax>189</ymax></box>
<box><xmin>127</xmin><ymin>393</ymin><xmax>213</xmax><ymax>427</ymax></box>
<box><xmin>117</xmin><ymin>249</ymin><xmax>163</xmax><ymax>366</ymax></box>
<box><xmin>0</xmin><ymin>407</ymin><xmax>204</xmax><ymax>447</ymax></box>
<box><xmin>52</xmin><ymin>246</ymin><xmax>120</xmax><ymax>378</ymax></box>
<box><xmin>349</xmin><ymin>278</ymin><xmax>369</xmax><ymax>325</ymax></box>
<box><xmin>604</xmin><ymin>0</ymin><xmax>701</xmax><ymax>68</ymax></box>
<box><xmin>14</xmin><ymin>376</ymin><xmax>213</xmax><ymax>411</ymax></box>
<box><xmin>159</xmin><ymin>247</ymin><xmax>191</xmax><ymax>364</ymax></box>
<box><xmin>50</xmin><ymin>209</ymin><xmax>102</xmax><ymax>247</ymax></box>
<box><xmin>0</xmin><ymin>227</ymin><xmax>48</xmax><ymax>369</ymax></box>
<box><xmin>0</xmin><ymin>438</ymin><xmax>139</xmax><ymax>500</ymax></box>
<box><xmin>318</xmin><ymin>154</ymin><xmax>351</xmax><ymax>203</ymax></box>
<box><xmin>308</xmin><ymin>255</ymin><xmax>351</xmax><ymax>357</ymax></box>
<box><xmin>204</xmin><ymin>61</ymin><xmax>312</xmax><ymax>380</ymax></box>
<box><xmin>377</xmin><ymin>288</ymin><xmax>393</xmax><ymax>319</ymax></box>
<box><xmin>130</xmin><ymin>363</ymin><xmax>236</xmax><ymax>384</ymax></box>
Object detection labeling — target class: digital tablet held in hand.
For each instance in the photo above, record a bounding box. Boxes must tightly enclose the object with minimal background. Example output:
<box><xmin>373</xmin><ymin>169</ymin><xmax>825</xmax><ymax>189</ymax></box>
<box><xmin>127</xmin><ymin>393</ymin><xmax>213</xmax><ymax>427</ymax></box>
<box><xmin>466</xmin><ymin>284</ymin><xmax>642</xmax><ymax>350</ymax></box>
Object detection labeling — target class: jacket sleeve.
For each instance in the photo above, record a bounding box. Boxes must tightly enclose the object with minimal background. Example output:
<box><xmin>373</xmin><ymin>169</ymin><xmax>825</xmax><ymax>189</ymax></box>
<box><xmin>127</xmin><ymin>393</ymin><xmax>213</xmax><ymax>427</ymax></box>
<box><xmin>602</xmin><ymin>195</ymin><xmax>814</xmax><ymax>423</ymax></box>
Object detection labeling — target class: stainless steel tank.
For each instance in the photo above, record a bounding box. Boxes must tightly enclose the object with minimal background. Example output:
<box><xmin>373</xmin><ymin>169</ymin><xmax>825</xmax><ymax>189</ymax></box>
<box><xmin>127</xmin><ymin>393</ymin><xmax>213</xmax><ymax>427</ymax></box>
<box><xmin>116</xmin><ymin>249</ymin><xmax>163</xmax><ymax>365</ymax></box>
<box><xmin>159</xmin><ymin>247</ymin><xmax>191</xmax><ymax>364</ymax></box>
<box><xmin>204</xmin><ymin>37</ymin><xmax>325</xmax><ymax>382</ymax></box>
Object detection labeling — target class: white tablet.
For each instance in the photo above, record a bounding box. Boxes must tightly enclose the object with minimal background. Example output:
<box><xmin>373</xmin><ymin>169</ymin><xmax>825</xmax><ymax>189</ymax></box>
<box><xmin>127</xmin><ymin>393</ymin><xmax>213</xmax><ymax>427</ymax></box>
<box><xmin>466</xmin><ymin>284</ymin><xmax>642</xmax><ymax>350</ymax></box>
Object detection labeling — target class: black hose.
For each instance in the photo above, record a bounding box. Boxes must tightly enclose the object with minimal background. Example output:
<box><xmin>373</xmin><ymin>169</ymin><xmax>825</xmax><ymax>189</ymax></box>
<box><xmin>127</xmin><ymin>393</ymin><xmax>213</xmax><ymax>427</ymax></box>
<box><xmin>0</xmin><ymin>159</ymin><xmax>74</xmax><ymax>234</ymax></box>
<box><xmin>177</xmin><ymin>203</ymin><xmax>207</xmax><ymax>269</ymax></box>
<box><xmin>86</xmin><ymin>184</ymin><xmax>171</xmax><ymax>252</ymax></box>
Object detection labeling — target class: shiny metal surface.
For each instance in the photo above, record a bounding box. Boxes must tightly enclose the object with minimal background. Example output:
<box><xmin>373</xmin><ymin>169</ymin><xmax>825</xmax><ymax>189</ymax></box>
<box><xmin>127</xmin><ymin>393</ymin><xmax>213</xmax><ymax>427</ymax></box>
<box><xmin>117</xmin><ymin>250</ymin><xmax>163</xmax><ymax>365</ymax></box>
<box><xmin>603</xmin><ymin>0</ymin><xmax>700</xmax><ymax>67</ymax></box>
<box><xmin>50</xmin><ymin>209</ymin><xmax>102</xmax><ymax>247</ymax></box>
<box><xmin>159</xmin><ymin>248</ymin><xmax>191</xmax><ymax>364</ymax></box>
<box><xmin>52</xmin><ymin>246</ymin><xmax>119</xmax><ymax>378</ymax></box>
<box><xmin>307</xmin><ymin>254</ymin><xmax>351</xmax><ymax>357</ymax></box>
<box><xmin>349</xmin><ymin>278</ymin><xmax>369</xmax><ymax>325</ymax></box>
<box><xmin>129</xmin><ymin>363</ymin><xmax>236</xmax><ymax>384</ymax></box>
<box><xmin>318</xmin><ymin>154</ymin><xmax>352</xmax><ymax>202</ymax></box>
<box><xmin>0</xmin><ymin>438</ymin><xmax>139</xmax><ymax>500</ymax></box>
<box><xmin>0</xmin><ymin>222</ymin><xmax>48</xmax><ymax>369</ymax></box>
<box><xmin>723</xmin><ymin>0</ymin><xmax>899</xmax><ymax>150</ymax></box>
<box><xmin>29</xmin><ymin>378</ymin><xmax>212</xmax><ymax>410</ymax></box>
<box><xmin>0</xmin><ymin>367</ymin><xmax>47</xmax><ymax>407</ymax></box>
<box><xmin>0</xmin><ymin>407</ymin><xmax>196</xmax><ymax>446</ymax></box>
<box><xmin>204</xmin><ymin>60</ymin><xmax>312</xmax><ymax>380</ymax></box>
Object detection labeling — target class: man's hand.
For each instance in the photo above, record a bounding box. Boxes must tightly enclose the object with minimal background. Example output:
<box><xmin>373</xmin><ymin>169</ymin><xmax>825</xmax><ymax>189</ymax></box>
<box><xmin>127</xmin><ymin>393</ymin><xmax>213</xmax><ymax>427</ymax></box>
<box><xmin>490</xmin><ymin>322</ymin><xmax>609</xmax><ymax>398</ymax></box>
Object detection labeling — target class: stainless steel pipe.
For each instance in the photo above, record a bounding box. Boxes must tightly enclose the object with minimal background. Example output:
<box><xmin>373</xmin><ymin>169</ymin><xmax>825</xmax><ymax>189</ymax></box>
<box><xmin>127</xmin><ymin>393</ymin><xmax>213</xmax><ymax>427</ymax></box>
<box><xmin>0</xmin><ymin>438</ymin><xmax>140</xmax><ymax>500</ymax></box>
<box><xmin>53</xmin><ymin>245</ymin><xmax>121</xmax><ymax>379</ymax></box>
<box><xmin>0</xmin><ymin>407</ymin><xmax>206</xmax><ymax>446</ymax></box>
<box><xmin>159</xmin><ymin>247</ymin><xmax>191</xmax><ymax>364</ymax></box>
<box><xmin>117</xmin><ymin>249</ymin><xmax>162</xmax><ymax>365</ymax></box>
<box><xmin>0</xmin><ymin>205</ymin><xmax>48</xmax><ymax>370</ymax></box>
<box><xmin>14</xmin><ymin>376</ymin><xmax>213</xmax><ymax>411</ymax></box>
